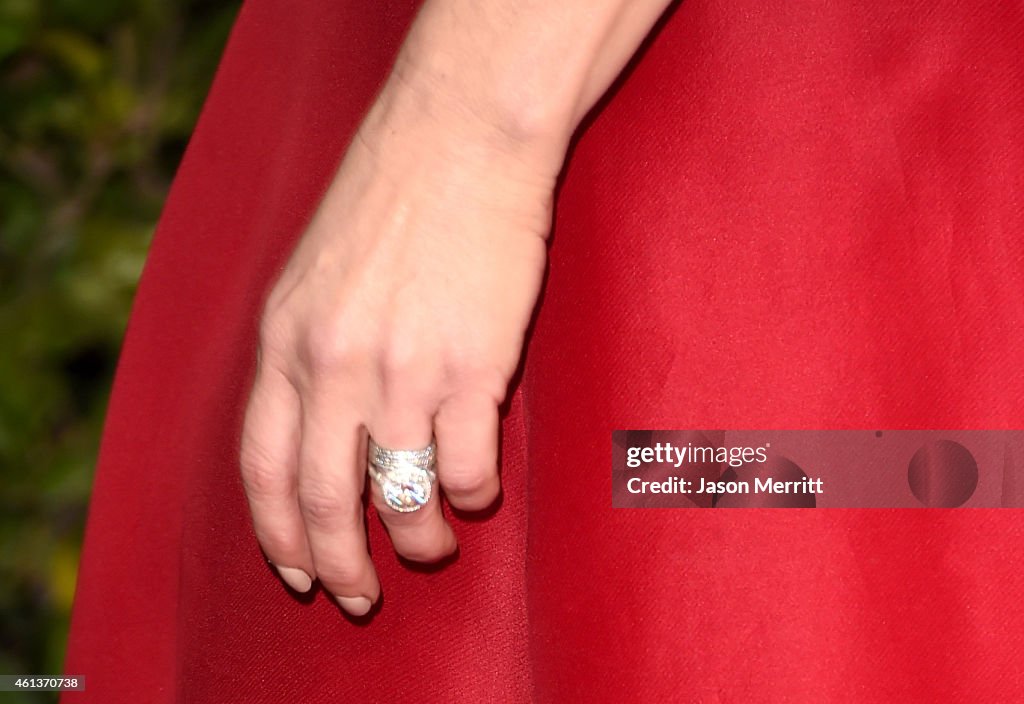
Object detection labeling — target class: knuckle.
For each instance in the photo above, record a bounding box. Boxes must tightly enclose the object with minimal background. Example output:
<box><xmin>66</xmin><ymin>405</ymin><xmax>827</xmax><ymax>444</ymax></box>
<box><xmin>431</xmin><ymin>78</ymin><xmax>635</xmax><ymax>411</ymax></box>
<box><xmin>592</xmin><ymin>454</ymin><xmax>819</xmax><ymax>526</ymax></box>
<box><xmin>441</xmin><ymin>467</ymin><xmax>491</xmax><ymax>497</ymax></box>
<box><xmin>315</xmin><ymin>562</ymin><xmax>367</xmax><ymax>591</ymax></box>
<box><xmin>254</xmin><ymin>526</ymin><xmax>305</xmax><ymax>559</ymax></box>
<box><xmin>379</xmin><ymin>333</ymin><xmax>422</xmax><ymax>379</ymax></box>
<box><xmin>240</xmin><ymin>444</ymin><xmax>287</xmax><ymax>499</ymax></box>
<box><xmin>297</xmin><ymin>484</ymin><xmax>362</xmax><ymax>531</ymax></box>
<box><xmin>300</xmin><ymin>319</ymin><xmax>360</xmax><ymax>375</ymax></box>
<box><xmin>445</xmin><ymin>355</ymin><xmax>508</xmax><ymax>401</ymax></box>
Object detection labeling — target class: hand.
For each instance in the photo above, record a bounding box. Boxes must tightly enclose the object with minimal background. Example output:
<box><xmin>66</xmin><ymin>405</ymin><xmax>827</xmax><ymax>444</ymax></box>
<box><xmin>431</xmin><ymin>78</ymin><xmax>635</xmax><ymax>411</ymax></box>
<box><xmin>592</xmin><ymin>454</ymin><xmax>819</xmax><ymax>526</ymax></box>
<box><xmin>238</xmin><ymin>75</ymin><xmax>559</xmax><ymax>616</ymax></box>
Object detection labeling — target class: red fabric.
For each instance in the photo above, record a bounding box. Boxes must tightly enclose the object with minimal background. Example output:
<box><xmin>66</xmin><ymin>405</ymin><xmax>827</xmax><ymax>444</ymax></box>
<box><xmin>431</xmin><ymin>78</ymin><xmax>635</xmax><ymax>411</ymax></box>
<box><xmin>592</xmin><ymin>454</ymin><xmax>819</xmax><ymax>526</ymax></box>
<box><xmin>62</xmin><ymin>0</ymin><xmax>1024</xmax><ymax>701</ymax></box>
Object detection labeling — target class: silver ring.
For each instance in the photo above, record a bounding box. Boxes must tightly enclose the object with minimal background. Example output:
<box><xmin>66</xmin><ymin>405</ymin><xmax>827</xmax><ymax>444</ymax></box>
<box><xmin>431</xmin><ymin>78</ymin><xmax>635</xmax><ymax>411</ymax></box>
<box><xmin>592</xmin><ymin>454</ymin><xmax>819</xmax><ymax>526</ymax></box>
<box><xmin>369</xmin><ymin>438</ymin><xmax>436</xmax><ymax>470</ymax></box>
<box><xmin>368</xmin><ymin>438</ymin><xmax>437</xmax><ymax>513</ymax></box>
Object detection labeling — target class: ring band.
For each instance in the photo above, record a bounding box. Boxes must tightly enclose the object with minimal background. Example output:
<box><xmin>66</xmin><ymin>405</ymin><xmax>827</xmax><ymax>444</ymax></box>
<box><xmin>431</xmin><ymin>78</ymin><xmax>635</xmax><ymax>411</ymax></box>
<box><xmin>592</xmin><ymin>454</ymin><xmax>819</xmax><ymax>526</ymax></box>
<box><xmin>368</xmin><ymin>438</ymin><xmax>438</xmax><ymax>513</ymax></box>
<box><xmin>369</xmin><ymin>439</ymin><xmax>436</xmax><ymax>470</ymax></box>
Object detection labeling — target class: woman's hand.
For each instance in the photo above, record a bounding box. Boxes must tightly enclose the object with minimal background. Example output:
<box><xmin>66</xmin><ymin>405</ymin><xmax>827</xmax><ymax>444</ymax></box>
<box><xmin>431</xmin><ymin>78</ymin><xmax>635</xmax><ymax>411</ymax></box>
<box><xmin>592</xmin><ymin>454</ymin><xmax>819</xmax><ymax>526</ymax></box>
<box><xmin>238</xmin><ymin>70</ymin><xmax>559</xmax><ymax>616</ymax></box>
<box><xmin>239</xmin><ymin>0</ymin><xmax>674</xmax><ymax>616</ymax></box>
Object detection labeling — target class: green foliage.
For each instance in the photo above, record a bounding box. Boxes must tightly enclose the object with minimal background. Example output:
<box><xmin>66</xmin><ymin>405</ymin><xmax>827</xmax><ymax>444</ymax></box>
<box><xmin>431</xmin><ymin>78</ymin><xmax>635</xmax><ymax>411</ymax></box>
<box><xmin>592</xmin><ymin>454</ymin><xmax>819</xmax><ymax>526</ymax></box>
<box><xmin>0</xmin><ymin>1</ymin><xmax>239</xmax><ymax>698</ymax></box>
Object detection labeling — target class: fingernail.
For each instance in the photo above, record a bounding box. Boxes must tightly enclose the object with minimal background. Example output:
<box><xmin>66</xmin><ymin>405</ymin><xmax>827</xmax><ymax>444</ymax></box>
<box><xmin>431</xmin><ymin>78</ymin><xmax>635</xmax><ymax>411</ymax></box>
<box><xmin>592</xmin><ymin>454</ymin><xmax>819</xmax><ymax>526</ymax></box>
<box><xmin>335</xmin><ymin>595</ymin><xmax>372</xmax><ymax>616</ymax></box>
<box><xmin>272</xmin><ymin>564</ymin><xmax>313</xmax><ymax>593</ymax></box>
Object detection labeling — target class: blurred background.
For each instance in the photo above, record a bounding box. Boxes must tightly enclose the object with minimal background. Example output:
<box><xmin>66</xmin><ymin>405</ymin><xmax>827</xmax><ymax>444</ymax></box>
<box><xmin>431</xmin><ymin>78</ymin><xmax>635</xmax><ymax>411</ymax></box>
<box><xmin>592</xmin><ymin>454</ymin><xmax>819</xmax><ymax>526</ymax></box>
<box><xmin>0</xmin><ymin>0</ymin><xmax>239</xmax><ymax>699</ymax></box>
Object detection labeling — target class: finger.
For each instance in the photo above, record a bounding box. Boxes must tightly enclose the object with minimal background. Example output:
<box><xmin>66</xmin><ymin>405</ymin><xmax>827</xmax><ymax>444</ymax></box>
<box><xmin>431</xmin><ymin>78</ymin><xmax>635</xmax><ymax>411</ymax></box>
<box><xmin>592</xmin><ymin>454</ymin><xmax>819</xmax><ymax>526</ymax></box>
<box><xmin>434</xmin><ymin>391</ymin><xmax>501</xmax><ymax>511</ymax></box>
<box><xmin>239</xmin><ymin>362</ymin><xmax>313</xmax><ymax>593</ymax></box>
<box><xmin>297</xmin><ymin>393</ymin><xmax>379</xmax><ymax>616</ymax></box>
<box><xmin>368</xmin><ymin>404</ymin><xmax>457</xmax><ymax>563</ymax></box>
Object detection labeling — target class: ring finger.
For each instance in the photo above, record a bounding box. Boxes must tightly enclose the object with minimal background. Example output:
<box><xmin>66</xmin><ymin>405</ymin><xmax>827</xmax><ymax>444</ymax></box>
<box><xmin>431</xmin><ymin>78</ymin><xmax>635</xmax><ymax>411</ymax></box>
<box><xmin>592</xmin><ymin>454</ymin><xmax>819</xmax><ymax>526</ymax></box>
<box><xmin>367</xmin><ymin>402</ymin><xmax>456</xmax><ymax>563</ymax></box>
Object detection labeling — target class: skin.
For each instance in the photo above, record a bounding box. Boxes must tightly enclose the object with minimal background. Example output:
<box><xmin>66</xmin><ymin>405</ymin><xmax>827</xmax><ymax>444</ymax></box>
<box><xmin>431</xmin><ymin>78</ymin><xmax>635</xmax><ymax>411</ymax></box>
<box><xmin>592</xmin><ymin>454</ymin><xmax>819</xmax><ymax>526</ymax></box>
<box><xmin>239</xmin><ymin>0</ymin><xmax>675</xmax><ymax>616</ymax></box>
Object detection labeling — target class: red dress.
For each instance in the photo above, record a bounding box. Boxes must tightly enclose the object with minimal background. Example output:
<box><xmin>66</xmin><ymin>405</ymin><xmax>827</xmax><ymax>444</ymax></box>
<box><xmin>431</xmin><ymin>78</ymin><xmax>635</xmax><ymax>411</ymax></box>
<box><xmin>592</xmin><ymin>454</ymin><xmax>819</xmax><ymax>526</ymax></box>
<box><xmin>63</xmin><ymin>1</ymin><xmax>1024</xmax><ymax>701</ymax></box>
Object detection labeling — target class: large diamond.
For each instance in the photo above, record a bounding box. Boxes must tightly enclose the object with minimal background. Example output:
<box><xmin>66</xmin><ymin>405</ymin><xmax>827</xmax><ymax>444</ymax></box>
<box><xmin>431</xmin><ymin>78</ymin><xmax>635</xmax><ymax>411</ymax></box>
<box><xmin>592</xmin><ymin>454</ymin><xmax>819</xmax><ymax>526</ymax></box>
<box><xmin>380</xmin><ymin>468</ymin><xmax>432</xmax><ymax>512</ymax></box>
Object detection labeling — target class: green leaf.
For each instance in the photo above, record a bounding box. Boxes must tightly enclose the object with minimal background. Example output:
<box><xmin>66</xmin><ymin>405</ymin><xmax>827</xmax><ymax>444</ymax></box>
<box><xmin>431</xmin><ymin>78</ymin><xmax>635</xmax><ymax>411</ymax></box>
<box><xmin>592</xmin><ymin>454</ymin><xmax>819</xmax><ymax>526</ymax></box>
<box><xmin>36</xmin><ymin>29</ymin><xmax>105</xmax><ymax>81</ymax></box>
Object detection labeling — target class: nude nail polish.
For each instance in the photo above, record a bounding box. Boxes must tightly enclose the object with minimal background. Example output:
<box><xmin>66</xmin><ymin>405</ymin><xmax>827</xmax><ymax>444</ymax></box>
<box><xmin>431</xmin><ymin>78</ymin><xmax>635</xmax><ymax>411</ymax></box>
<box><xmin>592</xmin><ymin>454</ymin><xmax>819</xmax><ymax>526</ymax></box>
<box><xmin>335</xmin><ymin>595</ymin><xmax>372</xmax><ymax>616</ymax></box>
<box><xmin>272</xmin><ymin>564</ymin><xmax>313</xmax><ymax>593</ymax></box>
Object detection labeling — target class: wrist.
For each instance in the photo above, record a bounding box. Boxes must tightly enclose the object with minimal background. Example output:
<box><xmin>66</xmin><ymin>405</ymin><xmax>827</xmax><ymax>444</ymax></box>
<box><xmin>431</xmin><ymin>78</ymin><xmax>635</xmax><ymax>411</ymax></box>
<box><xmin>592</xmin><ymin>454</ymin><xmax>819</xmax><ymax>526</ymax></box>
<box><xmin>379</xmin><ymin>13</ymin><xmax>592</xmax><ymax>175</ymax></box>
<box><xmin>344</xmin><ymin>71</ymin><xmax>561</xmax><ymax>242</ymax></box>
<box><xmin>365</xmin><ymin>53</ymin><xmax>572</xmax><ymax>186</ymax></box>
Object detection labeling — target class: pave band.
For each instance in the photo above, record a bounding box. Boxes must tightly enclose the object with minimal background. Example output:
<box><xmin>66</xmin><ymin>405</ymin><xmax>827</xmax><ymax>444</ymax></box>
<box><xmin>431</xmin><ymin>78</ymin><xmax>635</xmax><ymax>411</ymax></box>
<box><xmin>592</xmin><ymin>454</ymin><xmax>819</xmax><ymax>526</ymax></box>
<box><xmin>368</xmin><ymin>439</ymin><xmax>436</xmax><ymax>471</ymax></box>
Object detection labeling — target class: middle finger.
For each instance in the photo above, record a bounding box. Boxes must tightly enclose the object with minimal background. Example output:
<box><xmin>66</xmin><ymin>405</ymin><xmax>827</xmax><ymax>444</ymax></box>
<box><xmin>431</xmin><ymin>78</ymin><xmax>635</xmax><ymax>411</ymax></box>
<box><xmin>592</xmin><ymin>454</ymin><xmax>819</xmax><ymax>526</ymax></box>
<box><xmin>297</xmin><ymin>391</ymin><xmax>380</xmax><ymax>616</ymax></box>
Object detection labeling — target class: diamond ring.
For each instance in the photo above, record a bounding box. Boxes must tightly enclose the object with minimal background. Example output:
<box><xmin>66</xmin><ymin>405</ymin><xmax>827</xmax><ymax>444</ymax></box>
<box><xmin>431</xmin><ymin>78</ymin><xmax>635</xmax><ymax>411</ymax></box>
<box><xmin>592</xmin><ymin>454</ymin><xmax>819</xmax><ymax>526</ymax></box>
<box><xmin>368</xmin><ymin>438</ymin><xmax>438</xmax><ymax>513</ymax></box>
